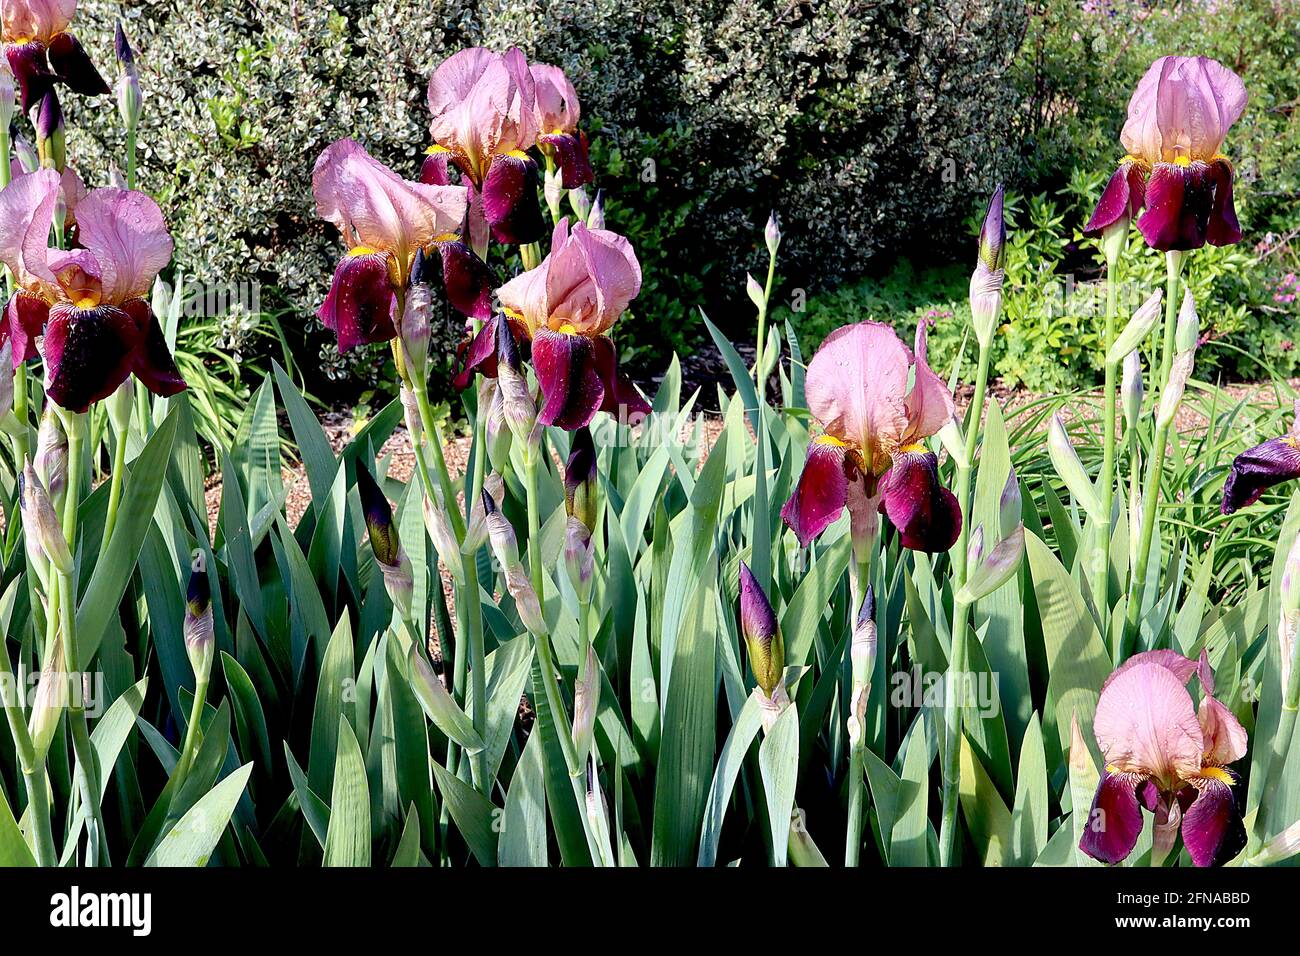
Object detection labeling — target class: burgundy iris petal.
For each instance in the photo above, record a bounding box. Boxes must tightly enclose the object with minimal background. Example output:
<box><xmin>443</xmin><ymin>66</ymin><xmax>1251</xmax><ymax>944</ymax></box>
<box><xmin>437</xmin><ymin>239</ymin><xmax>493</xmax><ymax>320</ymax></box>
<box><xmin>419</xmin><ymin>150</ymin><xmax>452</xmax><ymax>187</ymax></box>
<box><xmin>1079</xmin><ymin>770</ymin><xmax>1146</xmax><ymax>865</ymax></box>
<box><xmin>5</xmin><ymin>41</ymin><xmax>54</xmax><ymax>113</ymax></box>
<box><xmin>1206</xmin><ymin>158</ymin><xmax>1242</xmax><ymax>247</ymax></box>
<box><xmin>590</xmin><ymin>334</ymin><xmax>649</xmax><ymax>423</ymax></box>
<box><xmin>1138</xmin><ymin>162</ymin><xmax>1214</xmax><ymax>252</ymax></box>
<box><xmin>122</xmin><ymin>298</ymin><xmax>186</xmax><ymax>398</ymax></box>
<box><xmin>1181</xmin><ymin>774</ymin><xmax>1245</xmax><ymax>867</ymax></box>
<box><xmin>44</xmin><ymin>302</ymin><xmax>140</xmax><ymax>412</ymax></box>
<box><xmin>878</xmin><ymin>448</ymin><xmax>961</xmax><ymax>553</ymax></box>
<box><xmin>318</xmin><ymin>252</ymin><xmax>397</xmax><ymax>351</ymax></box>
<box><xmin>532</xmin><ymin>327</ymin><xmax>604</xmax><ymax>430</ymax></box>
<box><xmin>46</xmin><ymin>33</ymin><xmax>110</xmax><ymax>97</ymax></box>
<box><xmin>780</xmin><ymin>439</ymin><xmax>853</xmax><ymax>547</ymax></box>
<box><xmin>481</xmin><ymin>152</ymin><xmax>545</xmax><ymax>245</ymax></box>
<box><xmin>539</xmin><ymin>131</ymin><xmax>594</xmax><ymax>189</ymax></box>
<box><xmin>1084</xmin><ymin>162</ymin><xmax>1144</xmax><ymax>237</ymax></box>
<box><xmin>4</xmin><ymin>291</ymin><xmax>49</xmax><ymax>366</ymax></box>
<box><xmin>1221</xmin><ymin>435</ymin><xmax>1300</xmax><ymax>514</ymax></box>
<box><xmin>452</xmin><ymin>313</ymin><xmax>500</xmax><ymax>390</ymax></box>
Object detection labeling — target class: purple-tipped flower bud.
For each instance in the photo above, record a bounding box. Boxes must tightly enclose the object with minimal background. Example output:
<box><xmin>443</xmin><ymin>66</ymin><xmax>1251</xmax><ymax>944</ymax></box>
<box><xmin>1121</xmin><ymin>350</ymin><xmax>1144</xmax><ymax>431</ymax></box>
<box><xmin>572</xmin><ymin>642</ymin><xmax>600</xmax><ymax>770</ymax></box>
<box><xmin>958</xmin><ymin>524</ymin><xmax>1025</xmax><ymax>603</ymax></box>
<box><xmin>569</xmin><ymin>186</ymin><xmax>592</xmax><ymax>222</ymax></box>
<box><xmin>967</xmin><ymin>523</ymin><xmax>985</xmax><ymax>570</ymax></box>
<box><xmin>496</xmin><ymin>316</ymin><xmax>537</xmax><ymax>451</ymax></box>
<box><xmin>14</xmin><ymin>135</ymin><xmax>38</xmax><ymax>173</ymax></box>
<box><xmin>480</xmin><ymin>378</ymin><xmax>512</xmax><ymax>472</ymax></box>
<box><xmin>564</xmin><ymin>427</ymin><xmax>598</xmax><ymax>532</ymax></box>
<box><xmin>564</xmin><ymin>516</ymin><xmax>594</xmax><ymax>602</ymax></box>
<box><xmin>28</xmin><ymin>635</ymin><xmax>66</xmax><ymax>761</ymax></box>
<box><xmin>977</xmin><ymin>185</ymin><xmax>1006</xmax><ymax>273</ymax></box>
<box><xmin>969</xmin><ymin>185</ymin><xmax>1007</xmax><ymax>349</ymax></box>
<box><xmin>484</xmin><ymin>490</ymin><xmax>546</xmax><ymax>634</ymax></box>
<box><xmin>588</xmin><ymin>189</ymin><xmax>604</xmax><ymax>230</ymax></box>
<box><xmin>184</xmin><ymin>554</ymin><xmax>215</xmax><ymax>683</ymax></box>
<box><xmin>738</xmin><ymin>561</ymin><xmax>784</xmax><ymax>697</ymax></box>
<box><xmin>483</xmin><ymin>487</ymin><xmax>521</xmax><ymax>568</ymax></box>
<box><xmin>1156</xmin><ymin>348</ymin><xmax>1196</xmax><ymax>430</ymax></box>
<box><xmin>36</xmin><ymin>89</ymin><xmax>65</xmax><ymax>172</ymax></box>
<box><xmin>765</xmin><ymin>211</ymin><xmax>781</xmax><ymax>257</ymax></box>
<box><xmin>1107</xmin><ymin>289</ymin><xmax>1163</xmax><ymax>365</ymax></box>
<box><xmin>356</xmin><ymin>464</ymin><xmax>400</xmax><ymax>567</ymax></box>
<box><xmin>1175</xmin><ymin>288</ymin><xmax>1199</xmax><ymax>353</ymax></box>
<box><xmin>999</xmin><ymin>466</ymin><xmax>1021</xmax><ymax>539</ymax></box>
<box><xmin>19</xmin><ymin>460</ymin><xmax>72</xmax><ymax>575</ymax></box>
<box><xmin>114</xmin><ymin>21</ymin><xmax>141</xmax><ymax>129</ymax></box>
<box><xmin>462</xmin><ymin>472</ymin><xmax>504</xmax><ymax>554</ymax></box>
<box><xmin>400</xmin><ymin>249</ymin><xmax>433</xmax><ymax>381</ymax></box>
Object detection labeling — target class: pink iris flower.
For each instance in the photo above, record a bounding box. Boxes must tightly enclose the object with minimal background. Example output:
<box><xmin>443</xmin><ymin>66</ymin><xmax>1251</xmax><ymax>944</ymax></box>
<box><xmin>1080</xmin><ymin>650</ymin><xmax>1248</xmax><ymax>867</ymax></box>
<box><xmin>312</xmin><ymin>138</ymin><xmax>491</xmax><ymax>349</ymax></box>
<box><xmin>424</xmin><ymin>47</ymin><xmax>544</xmax><ymax>247</ymax></box>
<box><xmin>1085</xmin><ymin>56</ymin><xmax>1247</xmax><ymax>252</ymax></box>
<box><xmin>0</xmin><ymin>168</ymin><xmax>185</xmax><ymax>412</ymax></box>
<box><xmin>2</xmin><ymin>0</ymin><xmax>107</xmax><ymax>113</ymax></box>
<box><xmin>455</xmin><ymin>217</ymin><xmax>648</xmax><ymax>431</ymax></box>
<box><xmin>530</xmin><ymin>63</ymin><xmax>593</xmax><ymax>190</ymax></box>
<box><xmin>781</xmin><ymin>322</ymin><xmax>961</xmax><ymax>553</ymax></box>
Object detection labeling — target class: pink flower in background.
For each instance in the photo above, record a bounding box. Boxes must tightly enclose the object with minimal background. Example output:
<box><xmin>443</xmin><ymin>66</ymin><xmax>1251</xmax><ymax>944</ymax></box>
<box><xmin>0</xmin><ymin>168</ymin><xmax>184</xmax><ymax>411</ymax></box>
<box><xmin>1086</xmin><ymin>56</ymin><xmax>1247</xmax><ymax>251</ymax></box>
<box><xmin>425</xmin><ymin>47</ymin><xmax>545</xmax><ymax>246</ymax></box>
<box><xmin>781</xmin><ymin>321</ymin><xmax>961</xmax><ymax>554</ymax></box>
<box><xmin>2</xmin><ymin>0</ymin><xmax>107</xmax><ymax>112</ymax></box>
<box><xmin>1080</xmin><ymin>650</ymin><xmax>1247</xmax><ymax>866</ymax></box>
<box><xmin>312</xmin><ymin>138</ymin><xmax>490</xmax><ymax>348</ymax></box>
<box><xmin>455</xmin><ymin>217</ymin><xmax>647</xmax><ymax>431</ymax></box>
<box><xmin>530</xmin><ymin>63</ymin><xmax>593</xmax><ymax>189</ymax></box>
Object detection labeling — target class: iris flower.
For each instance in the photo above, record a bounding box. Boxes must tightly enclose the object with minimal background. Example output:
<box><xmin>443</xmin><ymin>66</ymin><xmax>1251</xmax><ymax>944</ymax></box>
<box><xmin>312</xmin><ymin>138</ymin><xmax>491</xmax><ymax>350</ymax></box>
<box><xmin>530</xmin><ymin>63</ymin><xmax>592</xmax><ymax>189</ymax></box>
<box><xmin>1080</xmin><ymin>650</ymin><xmax>1247</xmax><ymax>867</ymax></box>
<box><xmin>781</xmin><ymin>321</ymin><xmax>960</xmax><ymax>554</ymax></box>
<box><xmin>455</xmin><ymin>217</ymin><xmax>648</xmax><ymax>431</ymax></box>
<box><xmin>1086</xmin><ymin>56</ymin><xmax>1246</xmax><ymax>252</ymax></box>
<box><xmin>2</xmin><ymin>0</ymin><xmax>108</xmax><ymax>112</ymax></box>
<box><xmin>1221</xmin><ymin>401</ymin><xmax>1300</xmax><ymax>514</ymax></box>
<box><xmin>425</xmin><ymin>47</ymin><xmax>544</xmax><ymax>247</ymax></box>
<box><xmin>0</xmin><ymin>168</ymin><xmax>184</xmax><ymax>412</ymax></box>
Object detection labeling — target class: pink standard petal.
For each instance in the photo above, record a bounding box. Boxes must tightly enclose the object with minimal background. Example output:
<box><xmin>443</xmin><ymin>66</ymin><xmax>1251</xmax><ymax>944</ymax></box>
<box><xmin>1101</xmin><ymin>649</ymin><xmax>1198</xmax><ymax>694</ymax></box>
<box><xmin>805</xmin><ymin>322</ymin><xmax>914</xmax><ymax>465</ymax></box>
<box><xmin>0</xmin><ymin>168</ymin><xmax>61</xmax><ymax>296</ymax></box>
<box><xmin>547</xmin><ymin>222</ymin><xmax>641</xmax><ymax>336</ymax></box>
<box><xmin>313</xmin><ymin>138</ymin><xmax>467</xmax><ymax>262</ymax></box>
<box><xmin>1198</xmin><ymin>696</ymin><xmax>1248</xmax><ymax>767</ymax></box>
<box><xmin>2</xmin><ymin>0</ymin><xmax>76</xmax><ymax>44</ymax></box>
<box><xmin>780</xmin><ymin>437</ymin><xmax>853</xmax><ymax>547</ymax></box>
<box><xmin>72</xmin><ymin>187</ymin><xmax>174</xmax><ymax>304</ymax></box>
<box><xmin>1094</xmin><ymin>660</ymin><xmax>1204</xmax><ymax>783</ymax></box>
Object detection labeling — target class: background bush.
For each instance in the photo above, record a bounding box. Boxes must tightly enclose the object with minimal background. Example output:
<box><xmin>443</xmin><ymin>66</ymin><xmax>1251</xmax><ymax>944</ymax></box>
<box><xmin>65</xmin><ymin>0</ymin><xmax>1298</xmax><ymax>405</ymax></box>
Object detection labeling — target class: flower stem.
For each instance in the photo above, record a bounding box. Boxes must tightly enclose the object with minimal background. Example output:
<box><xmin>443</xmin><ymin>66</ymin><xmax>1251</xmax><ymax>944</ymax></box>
<box><xmin>938</xmin><ymin>340</ymin><xmax>991</xmax><ymax>867</ymax></box>
<box><xmin>102</xmin><ymin>430</ymin><xmax>130</xmax><ymax>544</ymax></box>
<box><xmin>1097</xmin><ymin>256</ymin><xmax>1120</xmax><ymax>656</ymax></box>
<box><xmin>0</xmin><ymin>632</ymin><xmax>56</xmax><ymax>865</ymax></box>
<box><xmin>125</xmin><ymin>123</ymin><xmax>137</xmax><ymax>191</ymax></box>
<box><xmin>173</xmin><ymin>678</ymin><xmax>209</xmax><ymax>788</ymax></box>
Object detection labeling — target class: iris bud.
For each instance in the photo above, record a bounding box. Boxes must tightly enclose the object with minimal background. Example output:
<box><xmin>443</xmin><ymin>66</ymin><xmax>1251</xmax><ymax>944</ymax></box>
<box><xmin>572</xmin><ymin>643</ymin><xmax>600</xmax><ymax>771</ymax></box>
<box><xmin>746</xmin><ymin>273</ymin><xmax>764</xmax><ymax>312</ymax></box>
<box><xmin>738</xmin><ymin>561</ymin><xmax>784</xmax><ymax>698</ymax></box>
<box><xmin>114</xmin><ymin>21</ymin><xmax>141</xmax><ymax>130</ymax></box>
<box><xmin>19</xmin><ymin>460</ymin><xmax>72</xmax><ymax>575</ymax></box>
<box><xmin>847</xmin><ymin>587</ymin><xmax>877</xmax><ymax>749</ymax></box>
<box><xmin>564</xmin><ymin>516</ymin><xmax>594</xmax><ymax>603</ymax></box>
<box><xmin>1175</xmin><ymin>288</ymin><xmax>1200</xmax><ymax>353</ymax></box>
<box><xmin>564</xmin><ymin>427</ymin><xmax>598</xmax><ymax>532</ymax></box>
<box><xmin>765</xmin><ymin>211</ymin><xmax>782</xmax><ymax>257</ymax></box>
<box><xmin>977</xmin><ymin>185</ymin><xmax>1006</xmax><ymax>273</ymax></box>
<box><xmin>36</xmin><ymin>90</ymin><xmax>65</xmax><ymax>172</ymax></box>
<box><xmin>356</xmin><ymin>464</ymin><xmax>400</xmax><ymax>567</ymax></box>
<box><xmin>999</xmin><ymin>466</ymin><xmax>1021</xmax><ymax>539</ymax></box>
<box><xmin>588</xmin><ymin>189</ymin><xmax>605</xmax><ymax>230</ymax></box>
<box><xmin>1121</xmin><ymin>350</ymin><xmax>1144</xmax><ymax>430</ymax></box>
<box><xmin>184</xmin><ymin>554</ymin><xmax>215</xmax><ymax>684</ymax></box>
<box><xmin>1048</xmin><ymin>413</ymin><xmax>1101</xmax><ymax>520</ymax></box>
<box><xmin>568</xmin><ymin>186</ymin><xmax>592</xmax><ymax>222</ymax></box>
<box><xmin>13</xmin><ymin>135</ymin><xmax>38</xmax><ymax>173</ymax></box>
<box><xmin>34</xmin><ymin>409</ymin><xmax>67</xmax><ymax>508</ymax></box>
<box><xmin>0</xmin><ymin>62</ymin><xmax>14</xmax><ymax>132</ymax></box>
<box><xmin>400</xmin><ymin>248</ymin><xmax>433</xmax><ymax>383</ymax></box>
<box><xmin>1106</xmin><ymin>289</ymin><xmax>1163</xmax><ymax>365</ymax></box>
<box><xmin>462</xmin><ymin>472</ymin><xmax>504</xmax><ymax>555</ymax></box>
<box><xmin>28</xmin><ymin>636</ymin><xmax>66</xmax><ymax>762</ymax></box>
<box><xmin>496</xmin><ymin>317</ymin><xmax>537</xmax><ymax>452</ymax></box>
<box><xmin>0</xmin><ymin>342</ymin><xmax>12</xmax><ymax>419</ymax></box>
<box><xmin>423</xmin><ymin>487</ymin><xmax>464</xmax><ymax>585</ymax></box>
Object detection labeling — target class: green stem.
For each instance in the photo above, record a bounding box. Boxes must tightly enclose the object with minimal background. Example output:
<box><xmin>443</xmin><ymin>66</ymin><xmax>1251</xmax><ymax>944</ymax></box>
<box><xmin>754</xmin><ymin>245</ymin><xmax>777</xmax><ymax>394</ymax></box>
<box><xmin>1251</xmin><ymin>601</ymin><xmax>1300</xmax><ymax>851</ymax></box>
<box><xmin>1098</xmin><ymin>259</ymin><xmax>1120</xmax><ymax>655</ymax></box>
<box><xmin>101</xmin><ymin>431</ymin><xmax>129</xmax><ymax>544</ymax></box>
<box><xmin>1157</xmin><ymin>252</ymin><xmax>1186</xmax><ymax>394</ymax></box>
<box><xmin>125</xmin><ymin>123</ymin><xmax>137</xmax><ymax>191</ymax></box>
<box><xmin>24</xmin><ymin>765</ymin><xmax>56</xmax><ymax>867</ymax></box>
<box><xmin>173</xmin><ymin>679</ymin><xmax>209</xmax><ymax>789</ymax></box>
<box><xmin>938</xmin><ymin>341</ymin><xmax>991</xmax><ymax>867</ymax></box>
<box><xmin>0</xmin><ymin>632</ymin><xmax>56</xmax><ymax>865</ymax></box>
